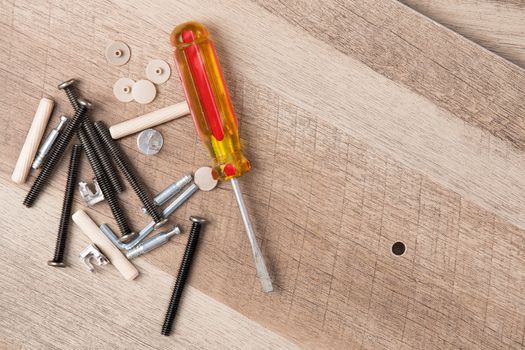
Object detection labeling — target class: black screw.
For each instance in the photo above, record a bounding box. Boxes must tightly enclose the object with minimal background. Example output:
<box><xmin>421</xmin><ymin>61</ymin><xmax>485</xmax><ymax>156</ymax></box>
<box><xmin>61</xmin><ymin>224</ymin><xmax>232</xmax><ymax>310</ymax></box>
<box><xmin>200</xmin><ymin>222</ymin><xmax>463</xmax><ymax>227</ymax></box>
<box><xmin>58</xmin><ymin>79</ymin><xmax>81</xmax><ymax>111</ymax></box>
<box><xmin>94</xmin><ymin>121</ymin><xmax>165</xmax><ymax>227</ymax></box>
<box><xmin>161</xmin><ymin>216</ymin><xmax>206</xmax><ymax>336</ymax></box>
<box><xmin>78</xmin><ymin>127</ymin><xmax>135</xmax><ymax>242</ymax></box>
<box><xmin>23</xmin><ymin>100</ymin><xmax>90</xmax><ymax>207</ymax></box>
<box><xmin>48</xmin><ymin>144</ymin><xmax>82</xmax><ymax>267</ymax></box>
<box><xmin>82</xmin><ymin>120</ymin><xmax>125</xmax><ymax>193</ymax></box>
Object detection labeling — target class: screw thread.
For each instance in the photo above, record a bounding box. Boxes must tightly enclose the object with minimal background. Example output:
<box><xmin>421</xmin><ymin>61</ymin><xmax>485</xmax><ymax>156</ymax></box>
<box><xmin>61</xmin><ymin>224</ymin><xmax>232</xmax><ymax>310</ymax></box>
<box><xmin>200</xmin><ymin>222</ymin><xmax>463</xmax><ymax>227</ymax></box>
<box><xmin>49</xmin><ymin>144</ymin><xmax>82</xmax><ymax>263</ymax></box>
<box><xmin>94</xmin><ymin>121</ymin><xmax>163</xmax><ymax>223</ymax></box>
<box><xmin>161</xmin><ymin>221</ymin><xmax>202</xmax><ymax>336</ymax></box>
<box><xmin>64</xmin><ymin>87</ymin><xmax>80</xmax><ymax>111</ymax></box>
<box><xmin>24</xmin><ymin>104</ymin><xmax>87</xmax><ymax>207</ymax></box>
<box><xmin>78</xmin><ymin>127</ymin><xmax>133</xmax><ymax>237</ymax></box>
<box><xmin>82</xmin><ymin>121</ymin><xmax>125</xmax><ymax>193</ymax></box>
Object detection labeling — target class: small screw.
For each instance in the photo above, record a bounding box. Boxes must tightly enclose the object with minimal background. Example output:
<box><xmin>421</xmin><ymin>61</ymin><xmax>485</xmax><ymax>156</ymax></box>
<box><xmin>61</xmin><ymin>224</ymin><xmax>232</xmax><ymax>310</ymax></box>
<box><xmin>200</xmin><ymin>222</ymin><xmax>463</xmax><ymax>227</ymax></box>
<box><xmin>48</xmin><ymin>144</ymin><xmax>82</xmax><ymax>267</ymax></box>
<box><xmin>161</xmin><ymin>216</ymin><xmax>206</xmax><ymax>336</ymax></box>
<box><xmin>58</xmin><ymin>79</ymin><xmax>82</xmax><ymax>111</ymax></box>
<box><xmin>94</xmin><ymin>121</ymin><xmax>165</xmax><ymax>227</ymax></box>
<box><xmin>126</xmin><ymin>225</ymin><xmax>181</xmax><ymax>259</ymax></box>
<box><xmin>82</xmin><ymin>120</ymin><xmax>125</xmax><ymax>193</ymax></box>
<box><xmin>78</xmin><ymin>126</ymin><xmax>135</xmax><ymax>242</ymax></box>
<box><xmin>24</xmin><ymin>100</ymin><xmax>89</xmax><ymax>207</ymax></box>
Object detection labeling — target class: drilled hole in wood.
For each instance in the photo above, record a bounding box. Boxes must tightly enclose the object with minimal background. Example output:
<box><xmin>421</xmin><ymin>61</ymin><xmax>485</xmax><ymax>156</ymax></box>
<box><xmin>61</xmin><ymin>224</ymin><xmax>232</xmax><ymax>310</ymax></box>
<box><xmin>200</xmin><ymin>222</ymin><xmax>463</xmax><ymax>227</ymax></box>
<box><xmin>391</xmin><ymin>241</ymin><xmax>406</xmax><ymax>256</ymax></box>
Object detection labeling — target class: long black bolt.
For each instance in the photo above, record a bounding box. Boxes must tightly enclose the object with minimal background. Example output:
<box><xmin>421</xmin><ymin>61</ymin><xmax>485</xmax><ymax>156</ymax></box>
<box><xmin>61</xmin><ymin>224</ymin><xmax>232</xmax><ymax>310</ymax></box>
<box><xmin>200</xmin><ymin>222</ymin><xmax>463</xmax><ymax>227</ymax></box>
<box><xmin>78</xmin><ymin>127</ymin><xmax>135</xmax><ymax>242</ymax></box>
<box><xmin>58</xmin><ymin>79</ymin><xmax>81</xmax><ymax>111</ymax></box>
<box><xmin>48</xmin><ymin>144</ymin><xmax>82</xmax><ymax>267</ymax></box>
<box><xmin>23</xmin><ymin>100</ymin><xmax>90</xmax><ymax>207</ymax></box>
<box><xmin>161</xmin><ymin>216</ymin><xmax>206</xmax><ymax>336</ymax></box>
<box><xmin>82</xmin><ymin>120</ymin><xmax>125</xmax><ymax>193</ymax></box>
<box><xmin>94</xmin><ymin>121</ymin><xmax>165</xmax><ymax>227</ymax></box>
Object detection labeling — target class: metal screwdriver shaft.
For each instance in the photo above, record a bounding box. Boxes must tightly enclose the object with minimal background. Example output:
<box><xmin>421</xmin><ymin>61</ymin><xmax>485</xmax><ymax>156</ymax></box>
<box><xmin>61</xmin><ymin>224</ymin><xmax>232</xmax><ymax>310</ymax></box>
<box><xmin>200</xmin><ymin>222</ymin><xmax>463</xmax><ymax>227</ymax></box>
<box><xmin>230</xmin><ymin>178</ymin><xmax>273</xmax><ymax>292</ymax></box>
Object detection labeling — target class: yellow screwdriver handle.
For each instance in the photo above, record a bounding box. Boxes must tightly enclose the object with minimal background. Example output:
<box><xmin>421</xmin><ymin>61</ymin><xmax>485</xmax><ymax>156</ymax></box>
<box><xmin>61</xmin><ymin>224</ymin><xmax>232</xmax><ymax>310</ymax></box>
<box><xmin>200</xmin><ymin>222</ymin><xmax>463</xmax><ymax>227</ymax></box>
<box><xmin>171</xmin><ymin>21</ymin><xmax>250</xmax><ymax>181</ymax></box>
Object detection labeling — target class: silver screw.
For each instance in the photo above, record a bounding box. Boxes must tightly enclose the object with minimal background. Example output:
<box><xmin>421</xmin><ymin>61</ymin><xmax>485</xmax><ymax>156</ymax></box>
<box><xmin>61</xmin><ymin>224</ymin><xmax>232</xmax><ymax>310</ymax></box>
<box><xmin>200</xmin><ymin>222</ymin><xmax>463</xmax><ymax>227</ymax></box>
<box><xmin>101</xmin><ymin>182</ymin><xmax>200</xmax><ymax>251</ymax></box>
<box><xmin>141</xmin><ymin>174</ymin><xmax>192</xmax><ymax>213</ymax></box>
<box><xmin>126</xmin><ymin>226</ymin><xmax>181</xmax><ymax>259</ymax></box>
<box><xmin>32</xmin><ymin>115</ymin><xmax>69</xmax><ymax>169</ymax></box>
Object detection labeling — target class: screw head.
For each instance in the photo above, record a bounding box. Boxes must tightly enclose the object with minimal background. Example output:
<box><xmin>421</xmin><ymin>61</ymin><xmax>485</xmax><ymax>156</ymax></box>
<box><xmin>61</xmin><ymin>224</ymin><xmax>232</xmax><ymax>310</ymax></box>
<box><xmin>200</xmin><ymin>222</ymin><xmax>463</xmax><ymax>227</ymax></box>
<box><xmin>120</xmin><ymin>232</ymin><xmax>137</xmax><ymax>243</ymax></box>
<box><xmin>58</xmin><ymin>79</ymin><xmax>76</xmax><ymax>90</ymax></box>
<box><xmin>190</xmin><ymin>216</ymin><xmax>206</xmax><ymax>224</ymax></box>
<box><xmin>47</xmin><ymin>261</ymin><xmax>66</xmax><ymax>267</ymax></box>
<box><xmin>154</xmin><ymin>218</ymin><xmax>169</xmax><ymax>230</ymax></box>
<box><xmin>77</xmin><ymin>99</ymin><xmax>92</xmax><ymax>109</ymax></box>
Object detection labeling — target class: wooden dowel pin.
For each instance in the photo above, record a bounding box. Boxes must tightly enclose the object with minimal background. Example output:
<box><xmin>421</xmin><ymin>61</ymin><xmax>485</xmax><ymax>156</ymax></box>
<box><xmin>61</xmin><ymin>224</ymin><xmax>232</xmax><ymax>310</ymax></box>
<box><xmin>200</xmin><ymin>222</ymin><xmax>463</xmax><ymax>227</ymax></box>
<box><xmin>109</xmin><ymin>101</ymin><xmax>189</xmax><ymax>139</ymax></box>
<box><xmin>11</xmin><ymin>97</ymin><xmax>54</xmax><ymax>184</ymax></box>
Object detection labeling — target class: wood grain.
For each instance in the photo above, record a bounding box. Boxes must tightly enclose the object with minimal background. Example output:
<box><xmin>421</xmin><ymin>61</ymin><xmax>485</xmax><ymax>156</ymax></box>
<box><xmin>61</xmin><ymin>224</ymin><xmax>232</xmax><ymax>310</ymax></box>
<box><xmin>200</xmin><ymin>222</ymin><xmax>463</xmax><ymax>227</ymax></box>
<box><xmin>1</xmin><ymin>0</ymin><xmax>525</xmax><ymax>349</ymax></box>
<box><xmin>400</xmin><ymin>0</ymin><xmax>525</xmax><ymax>69</ymax></box>
<box><xmin>253</xmin><ymin>0</ymin><xmax>525</xmax><ymax>150</ymax></box>
<box><xmin>0</xmin><ymin>178</ymin><xmax>300</xmax><ymax>349</ymax></box>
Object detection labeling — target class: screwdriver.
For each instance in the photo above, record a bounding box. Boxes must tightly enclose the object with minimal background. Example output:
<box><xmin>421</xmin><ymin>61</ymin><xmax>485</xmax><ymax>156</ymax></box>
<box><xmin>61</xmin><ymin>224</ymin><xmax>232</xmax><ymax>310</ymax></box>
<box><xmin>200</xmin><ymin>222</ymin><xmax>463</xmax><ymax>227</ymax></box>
<box><xmin>171</xmin><ymin>21</ymin><xmax>273</xmax><ymax>293</ymax></box>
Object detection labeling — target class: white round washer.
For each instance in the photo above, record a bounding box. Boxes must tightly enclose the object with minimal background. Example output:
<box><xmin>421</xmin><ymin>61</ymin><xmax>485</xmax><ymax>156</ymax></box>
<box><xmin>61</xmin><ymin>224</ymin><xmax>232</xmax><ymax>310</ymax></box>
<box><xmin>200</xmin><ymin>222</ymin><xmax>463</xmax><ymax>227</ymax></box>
<box><xmin>105</xmin><ymin>41</ymin><xmax>131</xmax><ymax>66</ymax></box>
<box><xmin>146</xmin><ymin>59</ymin><xmax>171</xmax><ymax>84</ymax></box>
<box><xmin>132</xmin><ymin>79</ymin><xmax>157</xmax><ymax>104</ymax></box>
<box><xmin>113</xmin><ymin>77</ymin><xmax>135</xmax><ymax>102</ymax></box>
<box><xmin>194</xmin><ymin>166</ymin><xmax>218</xmax><ymax>191</ymax></box>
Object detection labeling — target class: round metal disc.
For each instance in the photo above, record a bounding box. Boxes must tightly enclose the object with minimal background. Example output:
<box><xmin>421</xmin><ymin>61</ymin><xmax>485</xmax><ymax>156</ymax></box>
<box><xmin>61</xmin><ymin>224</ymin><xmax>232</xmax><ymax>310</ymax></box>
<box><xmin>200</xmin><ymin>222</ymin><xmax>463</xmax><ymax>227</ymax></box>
<box><xmin>105</xmin><ymin>41</ymin><xmax>131</xmax><ymax>66</ymax></box>
<box><xmin>137</xmin><ymin>129</ymin><xmax>164</xmax><ymax>155</ymax></box>
<box><xmin>146</xmin><ymin>59</ymin><xmax>171</xmax><ymax>84</ymax></box>
<box><xmin>194</xmin><ymin>166</ymin><xmax>218</xmax><ymax>191</ymax></box>
<box><xmin>132</xmin><ymin>79</ymin><xmax>156</xmax><ymax>104</ymax></box>
<box><xmin>113</xmin><ymin>77</ymin><xmax>135</xmax><ymax>102</ymax></box>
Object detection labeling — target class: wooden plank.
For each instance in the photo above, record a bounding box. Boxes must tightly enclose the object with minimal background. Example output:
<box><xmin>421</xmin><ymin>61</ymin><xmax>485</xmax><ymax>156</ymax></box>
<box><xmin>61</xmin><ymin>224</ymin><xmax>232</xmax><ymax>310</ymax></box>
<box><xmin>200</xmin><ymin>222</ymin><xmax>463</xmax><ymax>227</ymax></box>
<box><xmin>0</xmin><ymin>178</ymin><xmax>300</xmax><ymax>350</ymax></box>
<box><xmin>253</xmin><ymin>0</ymin><xmax>525</xmax><ymax>150</ymax></box>
<box><xmin>400</xmin><ymin>0</ymin><xmax>525</xmax><ymax>69</ymax></box>
<box><xmin>1</xmin><ymin>0</ymin><xmax>525</xmax><ymax>349</ymax></box>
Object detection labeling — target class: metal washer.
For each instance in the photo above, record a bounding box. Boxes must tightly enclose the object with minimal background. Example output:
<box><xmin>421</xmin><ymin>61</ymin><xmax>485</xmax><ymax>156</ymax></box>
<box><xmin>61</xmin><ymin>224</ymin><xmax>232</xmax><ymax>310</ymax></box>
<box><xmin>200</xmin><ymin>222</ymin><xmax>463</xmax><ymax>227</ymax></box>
<box><xmin>137</xmin><ymin>129</ymin><xmax>164</xmax><ymax>155</ymax></box>
<box><xmin>105</xmin><ymin>41</ymin><xmax>131</xmax><ymax>66</ymax></box>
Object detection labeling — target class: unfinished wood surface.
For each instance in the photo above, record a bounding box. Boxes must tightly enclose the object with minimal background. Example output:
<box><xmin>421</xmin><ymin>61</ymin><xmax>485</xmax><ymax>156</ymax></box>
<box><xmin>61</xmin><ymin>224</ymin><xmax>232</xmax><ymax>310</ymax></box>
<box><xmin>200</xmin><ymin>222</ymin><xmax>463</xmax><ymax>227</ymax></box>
<box><xmin>0</xmin><ymin>178</ymin><xmax>299</xmax><ymax>349</ymax></box>
<box><xmin>400</xmin><ymin>0</ymin><xmax>525</xmax><ymax>69</ymax></box>
<box><xmin>1</xmin><ymin>0</ymin><xmax>525</xmax><ymax>349</ymax></box>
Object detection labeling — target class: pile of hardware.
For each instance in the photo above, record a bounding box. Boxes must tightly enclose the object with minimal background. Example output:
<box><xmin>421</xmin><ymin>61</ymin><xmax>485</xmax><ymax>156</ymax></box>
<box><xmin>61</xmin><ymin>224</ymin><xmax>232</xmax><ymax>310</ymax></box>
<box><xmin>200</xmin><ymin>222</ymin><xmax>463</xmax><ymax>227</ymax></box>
<box><xmin>11</xmin><ymin>21</ymin><xmax>273</xmax><ymax>336</ymax></box>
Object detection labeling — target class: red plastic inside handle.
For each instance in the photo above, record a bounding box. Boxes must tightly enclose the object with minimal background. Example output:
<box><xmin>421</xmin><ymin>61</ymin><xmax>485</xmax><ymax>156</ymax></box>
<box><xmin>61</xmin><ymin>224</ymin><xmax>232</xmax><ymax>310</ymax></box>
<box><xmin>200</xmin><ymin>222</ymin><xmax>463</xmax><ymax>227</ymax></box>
<box><xmin>182</xmin><ymin>30</ymin><xmax>225</xmax><ymax>141</ymax></box>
